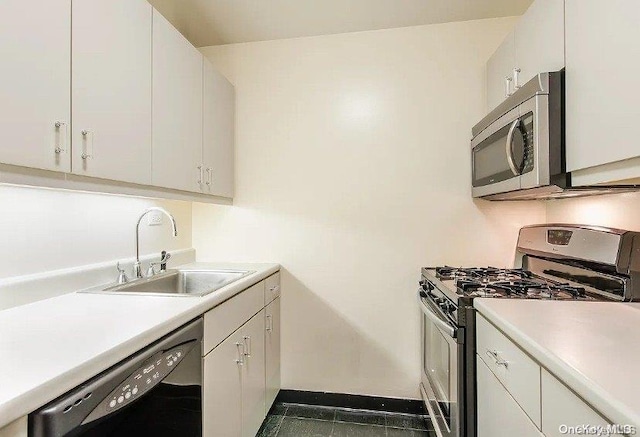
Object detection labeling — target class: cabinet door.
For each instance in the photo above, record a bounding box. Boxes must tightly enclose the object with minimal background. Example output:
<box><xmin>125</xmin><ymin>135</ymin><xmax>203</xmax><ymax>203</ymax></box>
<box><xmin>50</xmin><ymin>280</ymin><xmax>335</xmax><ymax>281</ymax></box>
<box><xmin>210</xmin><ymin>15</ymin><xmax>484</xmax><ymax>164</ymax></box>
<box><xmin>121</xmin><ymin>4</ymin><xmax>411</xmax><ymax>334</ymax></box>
<box><xmin>514</xmin><ymin>0</ymin><xmax>564</xmax><ymax>87</ymax></box>
<box><xmin>203</xmin><ymin>59</ymin><xmax>235</xmax><ymax>198</ymax></box>
<box><xmin>565</xmin><ymin>0</ymin><xmax>640</xmax><ymax>173</ymax></box>
<box><xmin>0</xmin><ymin>0</ymin><xmax>71</xmax><ymax>172</ymax></box>
<box><xmin>152</xmin><ymin>9</ymin><xmax>203</xmax><ymax>193</ymax></box>
<box><xmin>72</xmin><ymin>0</ymin><xmax>152</xmax><ymax>184</ymax></box>
<box><xmin>203</xmin><ymin>331</ymin><xmax>243</xmax><ymax>437</ymax></box>
<box><xmin>265</xmin><ymin>298</ymin><xmax>281</xmax><ymax>414</ymax></box>
<box><xmin>477</xmin><ymin>358</ymin><xmax>542</xmax><ymax>437</ymax></box>
<box><xmin>241</xmin><ymin>310</ymin><xmax>267</xmax><ymax>437</ymax></box>
<box><xmin>486</xmin><ymin>31</ymin><xmax>515</xmax><ymax>111</ymax></box>
<box><xmin>542</xmin><ymin>370</ymin><xmax>610</xmax><ymax>437</ymax></box>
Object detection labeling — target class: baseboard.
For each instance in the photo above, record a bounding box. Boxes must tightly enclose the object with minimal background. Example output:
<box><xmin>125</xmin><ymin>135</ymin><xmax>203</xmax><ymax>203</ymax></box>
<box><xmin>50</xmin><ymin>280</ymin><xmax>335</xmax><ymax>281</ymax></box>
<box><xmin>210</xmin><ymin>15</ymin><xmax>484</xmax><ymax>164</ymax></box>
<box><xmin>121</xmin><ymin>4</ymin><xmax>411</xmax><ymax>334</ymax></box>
<box><xmin>275</xmin><ymin>390</ymin><xmax>426</xmax><ymax>415</ymax></box>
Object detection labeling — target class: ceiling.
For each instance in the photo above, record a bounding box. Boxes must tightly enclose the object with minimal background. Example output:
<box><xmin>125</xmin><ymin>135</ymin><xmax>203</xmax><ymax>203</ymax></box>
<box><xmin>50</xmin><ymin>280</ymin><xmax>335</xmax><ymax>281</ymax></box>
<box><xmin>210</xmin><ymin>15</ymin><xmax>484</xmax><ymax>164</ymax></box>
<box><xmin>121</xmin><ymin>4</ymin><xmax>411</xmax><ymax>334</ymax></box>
<box><xmin>148</xmin><ymin>0</ymin><xmax>534</xmax><ymax>47</ymax></box>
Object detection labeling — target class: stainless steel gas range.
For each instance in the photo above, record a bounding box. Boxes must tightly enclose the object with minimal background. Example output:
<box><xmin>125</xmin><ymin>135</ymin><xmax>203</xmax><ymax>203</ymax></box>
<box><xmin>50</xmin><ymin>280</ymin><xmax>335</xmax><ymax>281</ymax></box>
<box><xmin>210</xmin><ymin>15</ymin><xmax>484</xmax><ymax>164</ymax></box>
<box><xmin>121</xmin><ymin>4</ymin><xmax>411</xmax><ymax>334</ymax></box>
<box><xmin>418</xmin><ymin>224</ymin><xmax>640</xmax><ymax>437</ymax></box>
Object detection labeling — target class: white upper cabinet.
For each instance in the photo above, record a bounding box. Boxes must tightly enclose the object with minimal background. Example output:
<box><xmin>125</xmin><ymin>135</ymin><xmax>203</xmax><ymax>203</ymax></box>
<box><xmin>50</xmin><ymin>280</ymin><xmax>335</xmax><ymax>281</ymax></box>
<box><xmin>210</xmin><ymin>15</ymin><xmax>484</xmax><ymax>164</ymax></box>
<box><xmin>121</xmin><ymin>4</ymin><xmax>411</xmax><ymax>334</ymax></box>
<box><xmin>514</xmin><ymin>0</ymin><xmax>564</xmax><ymax>88</ymax></box>
<box><xmin>0</xmin><ymin>0</ymin><xmax>71</xmax><ymax>172</ymax></box>
<box><xmin>565</xmin><ymin>0</ymin><xmax>640</xmax><ymax>176</ymax></box>
<box><xmin>203</xmin><ymin>59</ymin><xmax>235</xmax><ymax>198</ymax></box>
<box><xmin>486</xmin><ymin>0</ymin><xmax>564</xmax><ymax>111</ymax></box>
<box><xmin>72</xmin><ymin>0</ymin><xmax>152</xmax><ymax>184</ymax></box>
<box><xmin>487</xmin><ymin>31</ymin><xmax>515</xmax><ymax>111</ymax></box>
<box><xmin>152</xmin><ymin>9</ymin><xmax>204</xmax><ymax>193</ymax></box>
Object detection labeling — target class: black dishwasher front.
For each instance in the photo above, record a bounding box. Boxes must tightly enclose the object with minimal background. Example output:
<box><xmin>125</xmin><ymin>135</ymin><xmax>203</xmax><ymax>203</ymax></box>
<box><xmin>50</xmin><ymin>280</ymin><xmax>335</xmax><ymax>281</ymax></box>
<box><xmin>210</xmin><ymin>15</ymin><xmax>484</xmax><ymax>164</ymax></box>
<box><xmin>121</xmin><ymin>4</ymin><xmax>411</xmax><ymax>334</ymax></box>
<box><xmin>29</xmin><ymin>318</ymin><xmax>203</xmax><ymax>437</ymax></box>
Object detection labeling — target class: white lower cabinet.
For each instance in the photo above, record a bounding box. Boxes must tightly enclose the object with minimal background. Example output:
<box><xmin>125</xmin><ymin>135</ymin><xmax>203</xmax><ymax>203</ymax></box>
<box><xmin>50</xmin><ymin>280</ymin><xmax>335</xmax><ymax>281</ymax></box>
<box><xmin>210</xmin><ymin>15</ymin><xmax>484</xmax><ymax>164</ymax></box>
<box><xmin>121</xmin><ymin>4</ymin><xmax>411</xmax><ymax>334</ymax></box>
<box><xmin>203</xmin><ymin>325</ymin><xmax>243</xmax><ymax>437</ymax></box>
<box><xmin>541</xmin><ymin>370</ymin><xmax>610</xmax><ymax>437</ymax></box>
<box><xmin>265</xmin><ymin>297</ymin><xmax>281</xmax><ymax>414</ymax></box>
<box><xmin>477</xmin><ymin>357</ymin><xmax>543</xmax><ymax>437</ymax></box>
<box><xmin>241</xmin><ymin>310</ymin><xmax>267</xmax><ymax>437</ymax></box>
<box><xmin>476</xmin><ymin>314</ymin><xmax>615</xmax><ymax>437</ymax></box>
<box><xmin>204</xmin><ymin>310</ymin><xmax>266</xmax><ymax>437</ymax></box>
<box><xmin>203</xmin><ymin>274</ymin><xmax>281</xmax><ymax>437</ymax></box>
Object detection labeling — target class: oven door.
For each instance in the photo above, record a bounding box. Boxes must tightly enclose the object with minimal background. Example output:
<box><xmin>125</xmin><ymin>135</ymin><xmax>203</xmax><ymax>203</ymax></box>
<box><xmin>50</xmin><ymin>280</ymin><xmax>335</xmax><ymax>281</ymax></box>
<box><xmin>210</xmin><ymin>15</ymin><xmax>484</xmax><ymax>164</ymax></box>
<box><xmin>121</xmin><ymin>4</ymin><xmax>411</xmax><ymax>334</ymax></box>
<box><xmin>418</xmin><ymin>291</ymin><xmax>459</xmax><ymax>437</ymax></box>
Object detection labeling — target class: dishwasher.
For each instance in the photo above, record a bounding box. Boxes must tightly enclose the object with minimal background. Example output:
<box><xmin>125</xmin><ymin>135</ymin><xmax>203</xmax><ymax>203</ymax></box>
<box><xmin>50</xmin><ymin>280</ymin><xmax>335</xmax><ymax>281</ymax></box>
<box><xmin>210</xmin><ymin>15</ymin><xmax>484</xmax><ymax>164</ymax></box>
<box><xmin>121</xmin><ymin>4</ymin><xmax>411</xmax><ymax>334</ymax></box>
<box><xmin>29</xmin><ymin>318</ymin><xmax>203</xmax><ymax>437</ymax></box>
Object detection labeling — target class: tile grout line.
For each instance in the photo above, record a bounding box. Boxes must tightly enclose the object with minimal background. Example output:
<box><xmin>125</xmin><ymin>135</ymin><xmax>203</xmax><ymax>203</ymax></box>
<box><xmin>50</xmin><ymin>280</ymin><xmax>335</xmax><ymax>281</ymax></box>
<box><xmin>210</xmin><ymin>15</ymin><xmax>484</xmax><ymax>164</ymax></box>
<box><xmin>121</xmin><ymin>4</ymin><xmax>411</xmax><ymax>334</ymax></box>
<box><xmin>272</xmin><ymin>404</ymin><xmax>287</xmax><ymax>437</ymax></box>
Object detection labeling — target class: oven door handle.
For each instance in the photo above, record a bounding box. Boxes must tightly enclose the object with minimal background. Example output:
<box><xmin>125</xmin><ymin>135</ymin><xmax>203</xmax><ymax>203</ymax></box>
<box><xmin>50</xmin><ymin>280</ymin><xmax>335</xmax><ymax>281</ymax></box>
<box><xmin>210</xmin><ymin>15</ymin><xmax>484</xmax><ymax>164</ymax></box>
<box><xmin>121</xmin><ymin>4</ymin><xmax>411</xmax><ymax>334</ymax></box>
<box><xmin>417</xmin><ymin>290</ymin><xmax>456</xmax><ymax>338</ymax></box>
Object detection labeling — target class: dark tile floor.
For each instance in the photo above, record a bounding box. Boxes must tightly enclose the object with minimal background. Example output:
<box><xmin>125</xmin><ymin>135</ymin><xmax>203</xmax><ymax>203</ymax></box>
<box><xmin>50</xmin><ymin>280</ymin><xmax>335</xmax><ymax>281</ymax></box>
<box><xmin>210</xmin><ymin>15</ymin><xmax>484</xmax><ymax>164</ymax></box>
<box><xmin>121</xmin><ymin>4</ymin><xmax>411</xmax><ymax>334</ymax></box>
<box><xmin>257</xmin><ymin>402</ymin><xmax>437</xmax><ymax>437</ymax></box>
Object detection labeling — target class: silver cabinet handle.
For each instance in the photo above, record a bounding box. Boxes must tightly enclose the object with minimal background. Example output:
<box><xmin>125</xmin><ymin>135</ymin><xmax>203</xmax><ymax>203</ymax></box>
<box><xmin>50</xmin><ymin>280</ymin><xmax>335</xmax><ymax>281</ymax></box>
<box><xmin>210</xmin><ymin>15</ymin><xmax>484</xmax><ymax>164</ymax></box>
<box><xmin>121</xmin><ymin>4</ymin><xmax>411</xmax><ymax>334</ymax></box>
<box><xmin>486</xmin><ymin>350</ymin><xmax>508</xmax><ymax>368</ymax></box>
<box><xmin>54</xmin><ymin>121</ymin><xmax>67</xmax><ymax>154</ymax></box>
<box><xmin>243</xmin><ymin>336</ymin><xmax>251</xmax><ymax>357</ymax></box>
<box><xmin>197</xmin><ymin>165</ymin><xmax>204</xmax><ymax>184</ymax></box>
<box><xmin>235</xmin><ymin>342</ymin><xmax>244</xmax><ymax>365</ymax></box>
<box><xmin>505</xmin><ymin>76</ymin><xmax>513</xmax><ymax>97</ymax></box>
<box><xmin>81</xmin><ymin>130</ymin><xmax>93</xmax><ymax>159</ymax></box>
<box><xmin>206</xmin><ymin>167</ymin><xmax>212</xmax><ymax>186</ymax></box>
<box><xmin>266</xmin><ymin>315</ymin><xmax>273</xmax><ymax>332</ymax></box>
<box><xmin>505</xmin><ymin>118</ymin><xmax>521</xmax><ymax>176</ymax></box>
<box><xmin>513</xmin><ymin>67</ymin><xmax>521</xmax><ymax>90</ymax></box>
<box><xmin>269</xmin><ymin>285</ymin><xmax>280</xmax><ymax>294</ymax></box>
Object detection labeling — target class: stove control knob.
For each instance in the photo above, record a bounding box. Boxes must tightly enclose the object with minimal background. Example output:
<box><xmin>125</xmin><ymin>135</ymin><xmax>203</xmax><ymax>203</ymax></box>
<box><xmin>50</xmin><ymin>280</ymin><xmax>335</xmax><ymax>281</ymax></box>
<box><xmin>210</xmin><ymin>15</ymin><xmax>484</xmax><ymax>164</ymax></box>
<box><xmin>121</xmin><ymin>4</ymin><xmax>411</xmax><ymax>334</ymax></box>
<box><xmin>439</xmin><ymin>301</ymin><xmax>453</xmax><ymax>313</ymax></box>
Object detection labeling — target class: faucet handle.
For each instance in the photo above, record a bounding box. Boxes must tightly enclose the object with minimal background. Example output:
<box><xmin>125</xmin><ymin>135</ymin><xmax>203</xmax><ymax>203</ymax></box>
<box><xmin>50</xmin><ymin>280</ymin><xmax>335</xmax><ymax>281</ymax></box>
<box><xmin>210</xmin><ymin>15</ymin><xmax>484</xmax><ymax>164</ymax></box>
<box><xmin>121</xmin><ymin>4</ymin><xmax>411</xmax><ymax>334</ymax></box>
<box><xmin>116</xmin><ymin>262</ymin><xmax>128</xmax><ymax>284</ymax></box>
<box><xmin>160</xmin><ymin>251</ymin><xmax>171</xmax><ymax>272</ymax></box>
<box><xmin>147</xmin><ymin>251</ymin><xmax>171</xmax><ymax>277</ymax></box>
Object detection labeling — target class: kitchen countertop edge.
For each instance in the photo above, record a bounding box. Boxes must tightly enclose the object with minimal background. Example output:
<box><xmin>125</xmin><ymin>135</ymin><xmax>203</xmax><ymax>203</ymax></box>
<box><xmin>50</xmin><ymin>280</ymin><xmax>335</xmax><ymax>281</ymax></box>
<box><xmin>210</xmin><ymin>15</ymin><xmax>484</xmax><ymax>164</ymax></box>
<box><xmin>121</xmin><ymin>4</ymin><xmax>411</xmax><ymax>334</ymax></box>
<box><xmin>0</xmin><ymin>262</ymin><xmax>280</xmax><ymax>429</ymax></box>
<box><xmin>474</xmin><ymin>299</ymin><xmax>640</xmax><ymax>429</ymax></box>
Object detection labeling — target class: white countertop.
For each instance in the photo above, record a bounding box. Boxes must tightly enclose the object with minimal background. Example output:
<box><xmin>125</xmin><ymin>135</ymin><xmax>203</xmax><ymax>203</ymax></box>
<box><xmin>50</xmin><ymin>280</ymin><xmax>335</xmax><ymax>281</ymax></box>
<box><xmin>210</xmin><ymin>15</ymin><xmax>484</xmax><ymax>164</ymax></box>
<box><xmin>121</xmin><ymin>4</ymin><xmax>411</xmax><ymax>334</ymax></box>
<box><xmin>0</xmin><ymin>262</ymin><xmax>279</xmax><ymax>428</ymax></box>
<box><xmin>475</xmin><ymin>299</ymin><xmax>640</xmax><ymax>428</ymax></box>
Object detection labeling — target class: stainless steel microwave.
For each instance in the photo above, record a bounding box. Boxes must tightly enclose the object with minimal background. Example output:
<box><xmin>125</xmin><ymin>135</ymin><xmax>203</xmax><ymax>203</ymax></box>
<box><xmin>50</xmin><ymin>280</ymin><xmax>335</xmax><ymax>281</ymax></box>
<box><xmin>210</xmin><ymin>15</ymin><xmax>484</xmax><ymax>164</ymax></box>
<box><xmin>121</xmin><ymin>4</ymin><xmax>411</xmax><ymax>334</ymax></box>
<box><xmin>471</xmin><ymin>71</ymin><xmax>566</xmax><ymax>200</ymax></box>
<box><xmin>471</xmin><ymin>71</ymin><xmax>638</xmax><ymax>200</ymax></box>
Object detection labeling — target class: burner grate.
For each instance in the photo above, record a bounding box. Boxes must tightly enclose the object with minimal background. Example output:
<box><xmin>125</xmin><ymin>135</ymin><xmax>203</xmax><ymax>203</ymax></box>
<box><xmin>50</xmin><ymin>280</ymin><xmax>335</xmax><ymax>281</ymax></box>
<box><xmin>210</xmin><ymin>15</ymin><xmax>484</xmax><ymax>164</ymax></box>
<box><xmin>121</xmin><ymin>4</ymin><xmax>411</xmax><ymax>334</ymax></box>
<box><xmin>432</xmin><ymin>266</ymin><xmax>591</xmax><ymax>300</ymax></box>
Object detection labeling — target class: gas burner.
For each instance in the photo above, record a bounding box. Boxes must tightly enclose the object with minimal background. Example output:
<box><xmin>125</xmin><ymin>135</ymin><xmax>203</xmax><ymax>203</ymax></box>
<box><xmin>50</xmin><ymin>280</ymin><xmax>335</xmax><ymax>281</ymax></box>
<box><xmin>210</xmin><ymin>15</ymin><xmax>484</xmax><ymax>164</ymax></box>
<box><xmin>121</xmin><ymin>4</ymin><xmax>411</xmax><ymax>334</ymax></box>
<box><xmin>435</xmin><ymin>266</ymin><xmax>532</xmax><ymax>281</ymax></box>
<box><xmin>450</xmin><ymin>270</ymin><xmax>591</xmax><ymax>300</ymax></box>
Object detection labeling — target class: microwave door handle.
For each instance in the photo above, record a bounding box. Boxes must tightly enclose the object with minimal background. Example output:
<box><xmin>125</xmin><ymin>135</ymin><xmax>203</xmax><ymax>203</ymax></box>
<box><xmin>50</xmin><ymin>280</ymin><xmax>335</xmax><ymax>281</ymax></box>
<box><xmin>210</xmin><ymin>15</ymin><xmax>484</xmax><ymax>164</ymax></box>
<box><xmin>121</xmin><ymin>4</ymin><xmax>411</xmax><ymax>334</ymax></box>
<box><xmin>417</xmin><ymin>291</ymin><xmax>456</xmax><ymax>338</ymax></box>
<box><xmin>505</xmin><ymin>119</ymin><xmax>521</xmax><ymax>176</ymax></box>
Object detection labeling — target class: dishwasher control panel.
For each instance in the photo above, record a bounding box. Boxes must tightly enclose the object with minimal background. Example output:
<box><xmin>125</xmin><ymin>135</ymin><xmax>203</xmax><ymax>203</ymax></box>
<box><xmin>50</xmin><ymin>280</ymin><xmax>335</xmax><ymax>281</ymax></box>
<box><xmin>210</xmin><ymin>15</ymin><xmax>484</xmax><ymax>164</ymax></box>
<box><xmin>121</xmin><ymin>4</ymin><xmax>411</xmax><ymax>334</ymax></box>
<box><xmin>99</xmin><ymin>342</ymin><xmax>191</xmax><ymax>414</ymax></box>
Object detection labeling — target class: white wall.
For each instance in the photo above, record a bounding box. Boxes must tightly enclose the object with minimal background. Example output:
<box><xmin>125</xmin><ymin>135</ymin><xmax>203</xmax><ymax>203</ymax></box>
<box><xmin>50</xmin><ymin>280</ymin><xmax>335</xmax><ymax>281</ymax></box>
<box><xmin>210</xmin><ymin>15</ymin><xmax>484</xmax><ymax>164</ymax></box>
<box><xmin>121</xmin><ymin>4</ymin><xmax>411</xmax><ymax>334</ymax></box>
<box><xmin>196</xmin><ymin>18</ymin><xmax>546</xmax><ymax>399</ymax></box>
<box><xmin>0</xmin><ymin>185</ymin><xmax>192</xmax><ymax>279</ymax></box>
<box><xmin>546</xmin><ymin>192</ymin><xmax>640</xmax><ymax>231</ymax></box>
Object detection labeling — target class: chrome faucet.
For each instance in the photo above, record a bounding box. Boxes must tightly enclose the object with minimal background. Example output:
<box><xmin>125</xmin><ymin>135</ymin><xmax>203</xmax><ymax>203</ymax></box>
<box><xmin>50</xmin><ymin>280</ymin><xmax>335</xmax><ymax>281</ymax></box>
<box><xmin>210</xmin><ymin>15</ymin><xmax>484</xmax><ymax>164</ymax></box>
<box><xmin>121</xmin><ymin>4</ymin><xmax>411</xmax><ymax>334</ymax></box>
<box><xmin>133</xmin><ymin>207</ymin><xmax>178</xmax><ymax>279</ymax></box>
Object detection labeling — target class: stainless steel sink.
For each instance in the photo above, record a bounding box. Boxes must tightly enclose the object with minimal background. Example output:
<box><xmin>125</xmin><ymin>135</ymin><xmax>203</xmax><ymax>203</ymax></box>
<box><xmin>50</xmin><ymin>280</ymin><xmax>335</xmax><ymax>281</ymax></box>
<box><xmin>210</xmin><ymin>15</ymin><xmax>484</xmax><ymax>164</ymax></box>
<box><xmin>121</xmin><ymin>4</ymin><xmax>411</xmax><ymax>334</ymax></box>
<box><xmin>90</xmin><ymin>269</ymin><xmax>255</xmax><ymax>297</ymax></box>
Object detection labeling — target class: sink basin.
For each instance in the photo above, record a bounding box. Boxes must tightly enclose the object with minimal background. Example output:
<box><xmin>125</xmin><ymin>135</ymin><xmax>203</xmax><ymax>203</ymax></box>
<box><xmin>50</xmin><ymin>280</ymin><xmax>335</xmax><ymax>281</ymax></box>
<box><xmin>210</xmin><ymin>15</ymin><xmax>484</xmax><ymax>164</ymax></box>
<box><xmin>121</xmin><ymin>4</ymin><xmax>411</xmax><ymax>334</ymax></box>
<box><xmin>94</xmin><ymin>269</ymin><xmax>255</xmax><ymax>297</ymax></box>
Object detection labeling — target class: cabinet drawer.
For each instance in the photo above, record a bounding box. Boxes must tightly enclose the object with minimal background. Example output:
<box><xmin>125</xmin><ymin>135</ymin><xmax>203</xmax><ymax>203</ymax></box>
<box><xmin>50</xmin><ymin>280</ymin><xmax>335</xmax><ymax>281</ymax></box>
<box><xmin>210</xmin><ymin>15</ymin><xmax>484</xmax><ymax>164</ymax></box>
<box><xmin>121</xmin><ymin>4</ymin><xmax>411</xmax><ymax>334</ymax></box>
<box><xmin>477</xmin><ymin>315</ymin><xmax>541</xmax><ymax>427</ymax></box>
<box><xmin>477</xmin><ymin>358</ymin><xmax>543</xmax><ymax>437</ymax></box>
<box><xmin>542</xmin><ymin>369</ymin><xmax>610</xmax><ymax>437</ymax></box>
<box><xmin>264</xmin><ymin>272</ymin><xmax>280</xmax><ymax>304</ymax></box>
<box><xmin>204</xmin><ymin>281</ymin><xmax>264</xmax><ymax>355</ymax></box>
